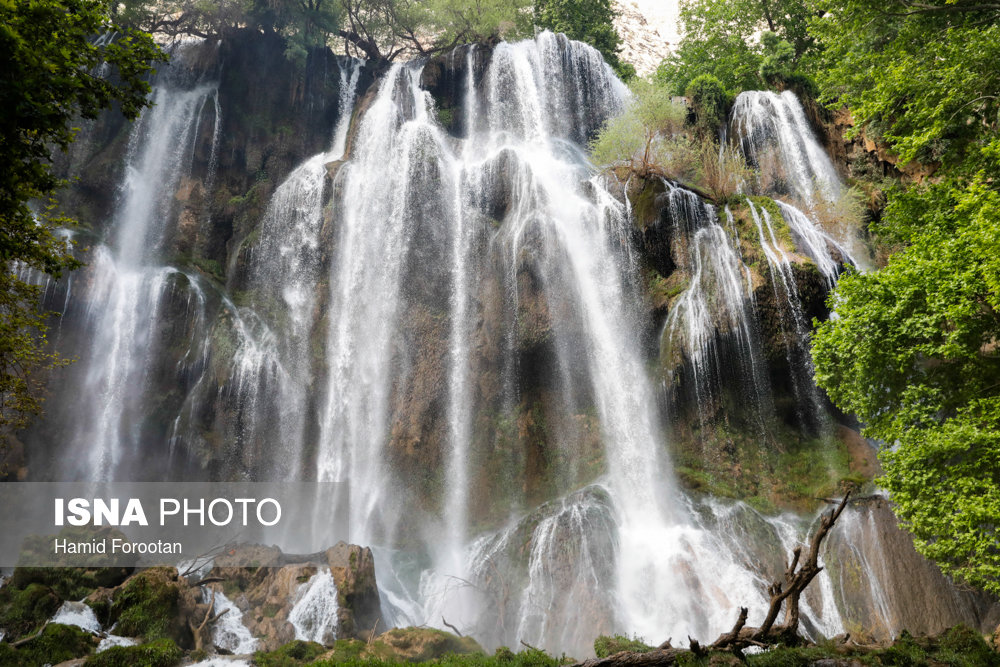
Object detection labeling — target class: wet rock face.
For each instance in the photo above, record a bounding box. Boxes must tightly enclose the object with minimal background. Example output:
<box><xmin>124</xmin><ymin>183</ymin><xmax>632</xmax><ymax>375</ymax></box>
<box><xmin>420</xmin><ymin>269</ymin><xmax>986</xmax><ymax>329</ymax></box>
<box><xmin>325</xmin><ymin>543</ymin><xmax>381</xmax><ymax>638</ymax></box>
<box><xmin>824</xmin><ymin>499</ymin><xmax>1000</xmax><ymax>641</ymax></box>
<box><xmin>210</xmin><ymin>541</ymin><xmax>382</xmax><ymax>650</ymax></box>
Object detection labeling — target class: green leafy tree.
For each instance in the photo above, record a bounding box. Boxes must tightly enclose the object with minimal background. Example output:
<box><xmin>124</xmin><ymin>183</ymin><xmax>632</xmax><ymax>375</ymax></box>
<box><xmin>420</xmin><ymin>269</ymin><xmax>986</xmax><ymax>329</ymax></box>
<box><xmin>589</xmin><ymin>78</ymin><xmax>693</xmax><ymax>179</ymax></box>
<box><xmin>685</xmin><ymin>73</ymin><xmax>730</xmax><ymax>139</ymax></box>
<box><xmin>589</xmin><ymin>77</ymin><xmax>752</xmax><ymax>200</ymax></box>
<box><xmin>534</xmin><ymin>0</ymin><xmax>634</xmax><ymax>79</ymax></box>
<box><xmin>812</xmin><ymin>165</ymin><xmax>1000</xmax><ymax>594</ymax></box>
<box><xmin>811</xmin><ymin>0</ymin><xmax>1000</xmax><ymax>168</ymax></box>
<box><xmin>656</xmin><ymin>0</ymin><xmax>817</xmax><ymax>95</ymax></box>
<box><xmin>810</xmin><ymin>0</ymin><xmax>1000</xmax><ymax>595</ymax></box>
<box><xmin>0</xmin><ymin>0</ymin><xmax>163</xmax><ymax>459</ymax></box>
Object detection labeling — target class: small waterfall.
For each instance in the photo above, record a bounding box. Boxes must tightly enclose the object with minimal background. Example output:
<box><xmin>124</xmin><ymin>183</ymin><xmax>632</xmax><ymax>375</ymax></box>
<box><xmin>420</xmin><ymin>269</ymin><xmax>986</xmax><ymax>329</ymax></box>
<box><xmin>659</xmin><ymin>184</ymin><xmax>772</xmax><ymax>430</ymax></box>
<box><xmin>731</xmin><ymin>90</ymin><xmax>841</xmax><ymax>208</ymax></box>
<box><xmin>43</xmin><ymin>40</ymin><xmax>219</xmax><ymax>480</ymax></box>
<box><xmin>51</xmin><ymin>601</ymin><xmax>101</xmax><ymax>633</ymax></box>
<box><xmin>774</xmin><ymin>200</ymin><xmax>855</xmax><ymax>287</ymax></box>
<box><xmin>204</xmin><ymin>589</ymin><xmax>258</xmax><ymax>654</ymax></box>
<box><xmin>745</xmin><ymin>199</ymin><xmax>826</xmax><ymax>431</ymax></box>
<box><xmin>288</xmin><ymin>567</ymin><xmax>340</xmax><ymax>644</ymax></box>
<box><xmin>219</xmin><ymin>56</ymin><xmax>363</xmax><ymax>478</ymax></box>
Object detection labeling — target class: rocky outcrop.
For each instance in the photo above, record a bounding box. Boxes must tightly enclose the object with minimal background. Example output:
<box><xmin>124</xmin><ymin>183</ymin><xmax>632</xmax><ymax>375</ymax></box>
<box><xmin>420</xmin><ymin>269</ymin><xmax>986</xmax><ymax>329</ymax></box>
<box><xmin>825</xmin><ymin>499</ymin><xmax>1000</xmax><ymax>642</ymax></box>
<box><xmin>209</xmin><ymin>541</ymin><xmax>382</xmax><ymax>650</ymax></box>
<box><xmin>613</xmin><ymin>0</ymin><xmax>680</xmax><ymax>76</ymax></box>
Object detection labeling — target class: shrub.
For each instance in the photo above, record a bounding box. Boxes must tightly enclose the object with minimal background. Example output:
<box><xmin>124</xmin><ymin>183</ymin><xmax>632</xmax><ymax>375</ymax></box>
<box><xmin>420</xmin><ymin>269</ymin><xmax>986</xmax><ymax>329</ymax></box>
<box><xmin>685</xmin><ymin>74</ymin><xmax>730</xmax><ymax>140</ymax></box>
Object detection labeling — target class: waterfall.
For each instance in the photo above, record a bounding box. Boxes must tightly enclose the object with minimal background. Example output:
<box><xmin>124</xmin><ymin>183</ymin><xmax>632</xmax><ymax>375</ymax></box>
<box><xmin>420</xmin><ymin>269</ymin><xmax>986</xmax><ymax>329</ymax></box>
<box><xmin>50</xmin><ymin>601</ymin><xmax>101</xmax><ymax>634</ymax></box>
<box><xmin>731</xmin><ymin>90</ymin><xmax>841</xmax><ymax>208</ymax></box>
<box><xmin>289</xmin><ymin>567</ymin><xmax>340</xmax><ymax>644</ymax></box>
<box><xmin>744</xmin><ymin>198</ymin><xmax>827</xmax><ymax>431</ymax></box>
<box><xmin>54</xmin><ymin>43</ymin><xmax>219</xmax><ymax>479</ymax></box>
<box><xmin>659</xmin><ymin>183</ymin><xmax>772</xmax><ymax>431</ymax></box>
<box><xmin>26</xmin><ymin>26</ymin><xmax>992</xmax><ymax>660</ymax></box>
<box><xmin>204</xmin><ymin>589</ymin><xmax>259</xmax><ymax>654</ymax></box>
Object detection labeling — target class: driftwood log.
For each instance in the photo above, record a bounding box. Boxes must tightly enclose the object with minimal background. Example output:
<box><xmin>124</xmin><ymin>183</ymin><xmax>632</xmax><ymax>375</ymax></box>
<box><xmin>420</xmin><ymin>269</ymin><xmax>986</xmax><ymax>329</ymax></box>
<box><xmin>572</xmin><ymin>492</ymin><xmax>852</xmax><ymax>666</ymax></box>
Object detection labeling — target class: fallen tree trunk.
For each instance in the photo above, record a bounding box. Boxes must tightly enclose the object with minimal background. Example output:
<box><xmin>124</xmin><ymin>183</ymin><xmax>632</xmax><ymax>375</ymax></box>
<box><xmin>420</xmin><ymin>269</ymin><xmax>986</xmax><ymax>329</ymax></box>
<box><xmin>572</xmin><ymin>647</ymin><xmax>691</xmax><ymax>667</ymax></box>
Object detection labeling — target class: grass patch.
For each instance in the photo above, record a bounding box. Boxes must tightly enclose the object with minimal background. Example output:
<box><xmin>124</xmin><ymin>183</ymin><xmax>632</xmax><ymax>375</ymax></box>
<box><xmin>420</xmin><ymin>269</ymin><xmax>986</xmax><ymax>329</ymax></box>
<box><xmin>0</xmin><ymin>622</ymin><xmax>96</xmax><ymax>666</ymax></box>
<box><xmin>594</xmin><ymin>634</ymin><xmax>653</xmax><ymax>657</ymax></box>
<box><xmin>82</xmin><ymin>638</ymin><xmax>182</xmax><ymax>667</ymax></box>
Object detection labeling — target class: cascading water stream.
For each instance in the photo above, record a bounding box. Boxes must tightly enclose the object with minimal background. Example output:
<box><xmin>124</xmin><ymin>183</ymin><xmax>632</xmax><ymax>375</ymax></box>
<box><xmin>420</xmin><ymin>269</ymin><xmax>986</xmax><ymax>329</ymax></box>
<box><xmin>659</xmin><ymin>183</ymin><xmax>772</xmax><ymax>429</ymax></box>
<box><xmin>59</xmin><ymin>45</ymin><xmax>219</xmax><ymax>479</ymax></box>
<box><xmin>289</xmin><ymin>567</ymin><xmax>340</xmax><ymax>644</ymax></box>
<box><xmin>731</xmin><ymin>90</ymin><xmax>841</xmax><ymax>208</ymax></box>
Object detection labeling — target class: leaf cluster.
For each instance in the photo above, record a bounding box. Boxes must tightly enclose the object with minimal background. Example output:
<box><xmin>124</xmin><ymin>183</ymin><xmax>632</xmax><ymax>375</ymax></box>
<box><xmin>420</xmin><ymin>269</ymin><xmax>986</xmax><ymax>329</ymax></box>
<box><xmin>655</xmin><ymin>0</ymin><xmax>818</xmax><ymax>96</ymax></box>
<box><xmin>812</xmin><ymin>171</ymin><xmax>1000</xmax><ymax>593</ymax></box>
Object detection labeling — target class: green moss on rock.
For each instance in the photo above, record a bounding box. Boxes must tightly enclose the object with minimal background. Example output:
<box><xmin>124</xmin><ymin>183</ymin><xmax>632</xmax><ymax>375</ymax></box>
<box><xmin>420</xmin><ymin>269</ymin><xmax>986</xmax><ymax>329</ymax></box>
<box><xmin>0</xmin><ymin>622</ymin><xmax>96</xmax><ymax>665</ymax></box>
<box><xmin>108</xmin><ymin>568</ymin><xmax>182</xmax><ymax>641</ymax></box>
<box><xmin>594</xmin><ymin>634</ymin><xmax>653</xmax><ymax>658</ymax></box>
<box><xmin>254</xmin><ymin>639</ymin><xmax>327</xmax><ymax>666</ymax></box>
<box><xmin>0</xmin><ymin>583</ymin><xmax>61</xmax><ymax>640</ymax></box>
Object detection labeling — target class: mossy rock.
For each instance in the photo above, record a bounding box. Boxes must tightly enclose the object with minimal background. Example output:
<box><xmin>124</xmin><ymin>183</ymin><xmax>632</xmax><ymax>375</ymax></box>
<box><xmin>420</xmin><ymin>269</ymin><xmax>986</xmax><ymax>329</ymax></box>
<box><xmin>9</xmin><ymin>565</ymin><xmax>132</xmax><ymax>602</ymax></box>
<box><xmin>374</xmin><ymin>627</ymin><xmax>484</xmax><ymax>662</ymax></box>
<box><xmin>108</xmin><ymin>568</ymin><xmax>184</xmax><ymax>642</ymax></box>
<box><xmin>0</xmin><ymin>622</ymin><xmax>96</xmax><ymax>666</ymax></box>
<box><xmin>82</xmin><ymin>638</ymin><xmax>183</xmax><ymax>667</ymax></box>
<box><xmin>0</xmin><ymin>582</ymin><xmax>61</xmax><ymax>640</ymax></box>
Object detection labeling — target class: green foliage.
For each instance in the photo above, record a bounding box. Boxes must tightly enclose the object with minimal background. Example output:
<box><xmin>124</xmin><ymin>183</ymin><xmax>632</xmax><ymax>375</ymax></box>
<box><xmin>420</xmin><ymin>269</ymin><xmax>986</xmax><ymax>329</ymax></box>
<box><xmin>0</xmin><ymin>0</ymin><xmax>163</xmax><ymax>456</ymax></box>
<box><xmin>742</xmin><ymin>628</ymin><xmax>1000</xmax><ymax>666</ymax></box>
<box><xmin>811</xmin><ymin>0</ymin><xmax>1000</xmax><ymax>169</ymax></box>
<box><xmin>533</xmin><ymin>0</ymin><xmax>633</xmax><ymax>78</ymax></box>
<box><xmin>590</xmin><ymin>77</ymin><xmax>752</xmax><ymax>202</ymax></box>
<box><xmin>9</xmin><ymin>564</ymin><xmax>130</xmax><ymax>601</ymax></box>
<box><xmin>82</xmin><ymin>638</ymin><xmax>183</xmax><ymax>667</ymax></box>
<box><xmin>0</xmin><ymin>583</ymin><xmax>60</xmax><ymax>639</ymax></box>
<box><xmin>758</xmin><ymin>31</ymin><xmax>795</xmax><ymax>85</ymax></box>
<box><xmin>684</xmin><ymin>74</ymin><xmax>730</xmax><ymax>139</ymax></box>
<box><xmin>421</xmin><ymin>0</ymin><xmax>533</xmax><ymax>48</ymax></box>
<box><xmin>593</xmin><ymin>634</ymin><xmax>652</xmax><ymax>657</ymax></box>
<box><xmin>655</xmin><ymin>0</ymin><xmax>817</xmax><ymax>95</ymax></box>
<box><xmin>589</xmin><ymin>78</ymin><xmax>692</xmax><ymax>179</ymax></box>
<box><xmin>255</xmin><ymin>640</ymin><xmax>328</xmax><ymax>666</ymax></box>
<box><xmin>812</xmin><ymin>170</ymin><xmax>1000</xmax><ymax>594</ymax></box>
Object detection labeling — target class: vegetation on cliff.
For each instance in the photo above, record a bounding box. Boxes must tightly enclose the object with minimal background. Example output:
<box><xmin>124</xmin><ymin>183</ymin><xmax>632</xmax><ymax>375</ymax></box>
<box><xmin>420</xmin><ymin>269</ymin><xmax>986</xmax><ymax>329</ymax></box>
<box><xmin>632</xmin><ymin>0</ymin><xmax>1000</xmax><ymax>600</ymax></box>
<box><xmin>809</xmin><ymin>0</ymin><xmax>1000</xmax><ymax>596</ymax></box>
<box><xmin>116</xmin><ymin>0</ymin><xmax>631</xmax><ymax>72</ymax></box>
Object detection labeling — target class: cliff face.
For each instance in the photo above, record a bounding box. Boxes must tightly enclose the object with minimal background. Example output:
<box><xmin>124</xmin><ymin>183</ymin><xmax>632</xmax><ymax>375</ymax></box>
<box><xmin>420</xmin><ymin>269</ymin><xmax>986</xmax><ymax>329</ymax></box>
<box><xmin>19</xmin><ymin>29</ymin><xmax>998</xmax><ymax>653</ymax></box>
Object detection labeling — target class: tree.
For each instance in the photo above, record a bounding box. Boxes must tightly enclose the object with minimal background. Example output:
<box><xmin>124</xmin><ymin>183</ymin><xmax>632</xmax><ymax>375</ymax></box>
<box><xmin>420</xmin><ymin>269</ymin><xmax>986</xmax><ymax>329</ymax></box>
<box><xmin>812</xmin><ymin>170</ymin><xmax>1000</xmax><ymax>595</ymax></box>
<box><xmin>0</xmin><ymin>0</ymin><xmax>163</xmax><ymax>459</ymax></box>
<box><xmin>810</xmin><ymin>0</ymin><xmax>1000</xmax><ymax>596</ymax></box>
<box><xmin>533</xmin><ymin>0</ymin><xmax>634</xmax><ymax>79</ymax></box>
<box><xmin>811</xmin><ymin>0</ymin><xmax>1000</xmax><ymax>169</ymax></box>
<box><xmin>655</xmin><ymin>0</ymin><xmax>818</xmax><ymax>95</ymax></box>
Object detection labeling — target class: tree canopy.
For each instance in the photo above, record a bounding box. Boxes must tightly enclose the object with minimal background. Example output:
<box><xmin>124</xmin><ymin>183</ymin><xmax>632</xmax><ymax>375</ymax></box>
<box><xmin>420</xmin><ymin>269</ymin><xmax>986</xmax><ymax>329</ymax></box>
<box><xmin>534</xmin><ymin>0</ymin><xmax>634</xmax><ymax>78</ymax></box>
<box><xmin>115</xmin><ymin>0</ymin><xmax>631</xmax><ymax>72</ymax></box>
<box><xmin>655</xmin><ymin>0</ymin><xmax>816</xmax><ymax>96</ymax></box>
<box><xmin>809</xmin><ymin>0</ymin><xmax>1000</xmax><ymax>594</ymax></box>
<box><xmin>0</xmin><ymin>0</ymin><xmax>163</xmax><ymax>457</ymax></box>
